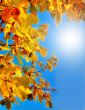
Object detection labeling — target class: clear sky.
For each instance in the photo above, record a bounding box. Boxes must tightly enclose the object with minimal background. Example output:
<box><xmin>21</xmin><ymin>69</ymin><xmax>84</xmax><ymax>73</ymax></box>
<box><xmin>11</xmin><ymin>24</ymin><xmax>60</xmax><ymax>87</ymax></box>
<box><xmin>0</xmin><ymin>11</ymin><xmax>85</xmax><ymax>110</ymax></box>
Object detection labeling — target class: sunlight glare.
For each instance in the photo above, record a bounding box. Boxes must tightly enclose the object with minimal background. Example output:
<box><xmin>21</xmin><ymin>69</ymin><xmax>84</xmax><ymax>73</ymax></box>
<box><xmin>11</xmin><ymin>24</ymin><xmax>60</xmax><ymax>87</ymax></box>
<box><xmin>57</xmin><ymin>25</ymin><xmax>84</xmax><ymax>57</ymax></box>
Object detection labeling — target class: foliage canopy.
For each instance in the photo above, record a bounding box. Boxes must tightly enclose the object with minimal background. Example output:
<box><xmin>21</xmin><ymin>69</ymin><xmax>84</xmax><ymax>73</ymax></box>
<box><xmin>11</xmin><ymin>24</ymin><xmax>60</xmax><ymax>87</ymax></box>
<box><xmin>0</xmin><ymin>0</ymin><xmax>85</xmax><ymax>109</ymax></box>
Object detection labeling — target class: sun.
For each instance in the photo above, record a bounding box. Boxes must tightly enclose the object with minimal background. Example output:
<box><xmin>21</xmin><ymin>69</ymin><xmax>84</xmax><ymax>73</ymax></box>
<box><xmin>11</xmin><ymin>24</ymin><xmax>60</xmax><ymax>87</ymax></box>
<box><xmin>57</xmin><ymin>24</ymin><xmax>84</xmax><ymax>57</ymax></box>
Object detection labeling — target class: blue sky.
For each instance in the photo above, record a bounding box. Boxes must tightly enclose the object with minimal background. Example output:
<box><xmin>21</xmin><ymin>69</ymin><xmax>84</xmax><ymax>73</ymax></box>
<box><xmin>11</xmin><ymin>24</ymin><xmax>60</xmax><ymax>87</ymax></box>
<box><xmin>0</xmin><ymin>12</ymin><xmax>85</xmax><ymax>110</ymax></box>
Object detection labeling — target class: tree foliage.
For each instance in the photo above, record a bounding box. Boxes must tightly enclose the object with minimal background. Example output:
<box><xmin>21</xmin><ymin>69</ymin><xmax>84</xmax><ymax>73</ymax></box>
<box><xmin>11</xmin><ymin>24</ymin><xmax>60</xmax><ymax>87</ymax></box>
<box><xmin>0</xmin><ymin>0</ymin><xmax>85</xmax><ymax>109</ymax></box>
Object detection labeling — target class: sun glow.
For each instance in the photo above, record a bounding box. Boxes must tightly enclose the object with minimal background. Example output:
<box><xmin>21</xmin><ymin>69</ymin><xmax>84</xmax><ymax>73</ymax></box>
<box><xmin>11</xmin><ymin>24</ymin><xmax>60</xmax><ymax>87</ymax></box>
<box><xmin>57</xmin><ymin>25</ymin><xmax>84</xmax><ymax>57</ymax></box>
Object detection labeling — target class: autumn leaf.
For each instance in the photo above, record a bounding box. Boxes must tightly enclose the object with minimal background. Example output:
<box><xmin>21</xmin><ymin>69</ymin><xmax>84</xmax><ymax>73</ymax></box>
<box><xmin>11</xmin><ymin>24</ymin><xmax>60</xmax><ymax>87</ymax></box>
<box><xmin>46</xmin><ymin>100</ymin><xmax>52</xmax><ymax>108</ymax></box>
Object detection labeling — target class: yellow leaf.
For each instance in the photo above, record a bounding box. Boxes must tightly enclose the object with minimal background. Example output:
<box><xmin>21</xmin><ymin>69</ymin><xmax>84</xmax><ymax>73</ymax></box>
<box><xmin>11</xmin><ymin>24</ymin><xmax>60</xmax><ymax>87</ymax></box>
<box><xmin>55</xmin><ymin>11</ymin><xmax>61</xmax><ymax>24</ymax></box>
<box><xmin>4</xmin><ymin>24</ymin><xmax>11</xmax><ymax>35</ymax></box>
<box><xmin>0</xmin><ymin>46</ymin><xmax>10</xmax><ymax>50</ymax></box>
<box><xmin>65</xmin><ymin>4</ymin><xmax>71</xmax><ymax>10</ymax></box>
<box><xmin>17</xmin><ymin>85</ymin><xmax>31</xmax><ymax>101</ymax></box>
<box><xmin>46</xmin><ymin>100</ymin><xmax>52</xmax><ymax>108</ymax></box>
<box><xmin>18</xmin><ymin>86</ymin><xmax>31</xmax><ymax>94</ymax></box>
<box><xmin>1</xmin><ymin>82</ymin><xmax>9</xmax><ymax>97</ymax></box>
<box><xmin>15</xmin><ymin>69</ymin><xmax>22</xmax><ymax>78</ymax></box>
<box><xmin>40</xmin><ymin>47</ymin><xmax>47</xmax><ymax>57</ymax></box>
<box><xmin>31</xmin><ymin>54</ymin><xmax>38</xmax><ymax>62</ymax></box>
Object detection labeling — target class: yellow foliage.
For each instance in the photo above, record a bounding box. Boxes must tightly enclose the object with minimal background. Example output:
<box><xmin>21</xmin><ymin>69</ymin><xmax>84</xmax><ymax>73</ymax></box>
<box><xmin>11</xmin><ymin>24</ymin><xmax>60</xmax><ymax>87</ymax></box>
<box><xmin>1</xmin><ymin>82</ymin><xmax>9</xmax><ymax>97</ymax></box>
<box><xmin>17</xmin><ymin>85</ymin><xmax>31</xmax><ymax>101</ymax></box>
<box><xmin>15</xmin><ymin>69</ymin><xmax>22</xmax><ymax>78</ymax></box>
